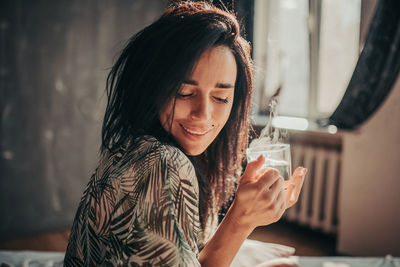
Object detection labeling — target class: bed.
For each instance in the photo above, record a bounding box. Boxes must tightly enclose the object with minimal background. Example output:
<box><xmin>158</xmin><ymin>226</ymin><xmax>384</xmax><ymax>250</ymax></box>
<box><xmin>1</xmin><ymin>240</ymin><xmax>399</xmax><ymax>267</ymax></box>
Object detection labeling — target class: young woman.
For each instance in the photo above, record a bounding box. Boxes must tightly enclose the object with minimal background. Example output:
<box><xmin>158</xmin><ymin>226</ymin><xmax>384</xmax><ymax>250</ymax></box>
<box><xmin>64</xmin><ymin>1</ymin><xmax>306</xmax><ymax>266</ymax></box>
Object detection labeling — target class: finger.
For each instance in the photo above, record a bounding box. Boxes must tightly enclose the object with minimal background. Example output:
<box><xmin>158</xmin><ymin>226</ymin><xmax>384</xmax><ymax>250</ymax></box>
<box><xmin>291</xmin><ymin>167</ymin><xmax>307</xmax><ymax>181</ymax></box>
<box><xmin>291</xmin><ymin>168</ymin><xmax>307</xmax><ymax>201</ymax></box>
<box><xmin>283</xmin><ymin>180</ymin><xmax>290</xmax><ymax>189</ymax></box>
<box><xmin>241</xmin><ymin>155</ymin><xmax>266</xmax><ymax>184</ymax></box>
<box><xmin>285</xmin><ymin>183</ymin><xmax>295</xmax><ymax>202</ymax></box>
<box><xmin>269</xmin><ymin>174</ymin><xmax>284</xmax><ymax>192</ymax></box>
<box><xmin>285</xmin><ymin>183</ymin><xmax>295</xmax><ymax>208</ymax></box>
<box><xmin>279</xmin><ymin>194</ymin><xmax>286</xmax><ymax>214</ymax></box>
<box><xmin>256</xmin><ymin>168</ymin><xmax>281</xmax><ymax>190</ymax></box>
<box><xmin>275</xmin><ymin>189</ymin><xmax>286</xmax><ymax>216</ymax></box>
<box><xmin>267</xmin><ymin>175</ymin><xmax>284</xmax><ymax>202</ymax></box>
<box><xmin>277</xmin><ymin>187</ymin><xmax>286</xmax><ymax>205</ymax></box>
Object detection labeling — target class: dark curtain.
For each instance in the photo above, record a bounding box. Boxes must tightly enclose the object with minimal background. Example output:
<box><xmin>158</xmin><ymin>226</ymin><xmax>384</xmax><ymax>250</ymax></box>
<box><xmin>328</xmin><ymin>0</ymin><xmax>400</xmax><ymax>129</ymax></box>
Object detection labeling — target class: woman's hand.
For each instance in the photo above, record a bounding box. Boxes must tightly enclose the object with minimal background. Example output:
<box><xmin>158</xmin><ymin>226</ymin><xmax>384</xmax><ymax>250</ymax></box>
<box><xmin>199</xmin><ymin>156</ymin><xmax>307</xmax><ymax>267</ymax></box>
<box><xmin>229</xmin><ymin>155</ymin><xmax>307</xmax><ymax>231</ymax></box>
<box><xmin>229</xmin><ymin>155</ymin><xmax>288</xmax><ymax>230</ymax></box>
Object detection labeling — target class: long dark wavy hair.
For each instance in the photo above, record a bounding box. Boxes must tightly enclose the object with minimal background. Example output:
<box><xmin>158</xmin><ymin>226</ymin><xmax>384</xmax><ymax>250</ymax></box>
<box><xmin>101</xmin><ymin>1</ymin><xmax>254</xmax><ymax>230</ymax></box>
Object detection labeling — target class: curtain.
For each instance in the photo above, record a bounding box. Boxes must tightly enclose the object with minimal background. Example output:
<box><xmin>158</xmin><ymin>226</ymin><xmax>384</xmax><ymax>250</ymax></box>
<box><xmin>329</xmin><ymin>0</ymin><xmax>400</xmax><ymax>129</ymax></box>
<box><xmin>0</xmin><ymin>0</ymin><xmax>165</xmax><ymax>241</ymax></box>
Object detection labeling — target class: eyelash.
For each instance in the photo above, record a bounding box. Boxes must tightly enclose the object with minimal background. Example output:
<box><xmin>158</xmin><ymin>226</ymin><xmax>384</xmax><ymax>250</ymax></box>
<box><xmin>177</xmin><ymin>93</ymin><xmax>229</xmax><ymax>104</ymax></box>
<box><xmin>214</xmin><ymin>97</ymin><xmax>229</xmax><ymax>103</ymax></box>
<box><xmin>177</xmin><ymin>93</ymin><xmax>192</xmax><ymax>98</ymax></box>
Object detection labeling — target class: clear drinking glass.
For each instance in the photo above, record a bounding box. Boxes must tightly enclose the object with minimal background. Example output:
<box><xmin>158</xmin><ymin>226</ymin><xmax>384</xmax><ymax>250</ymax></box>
<box><xmin>246</xmin><ymin>144</ymin><xmax>292</xmax><ymax>180</ymax></box>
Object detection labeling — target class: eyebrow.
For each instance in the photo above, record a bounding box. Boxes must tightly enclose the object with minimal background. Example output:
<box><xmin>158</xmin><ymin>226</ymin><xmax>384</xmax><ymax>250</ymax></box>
<box><xmin>183</xmin><ymin>79</ymin><xmax>234</xmax><ymax>89</ymax></box>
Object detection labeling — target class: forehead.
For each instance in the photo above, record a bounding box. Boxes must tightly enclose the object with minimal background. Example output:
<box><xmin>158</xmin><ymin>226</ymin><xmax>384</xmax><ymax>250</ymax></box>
<box><xmin>188</xmin><ymin>45</ymin><xmax>237</xmax><ymax>84</ymax></box>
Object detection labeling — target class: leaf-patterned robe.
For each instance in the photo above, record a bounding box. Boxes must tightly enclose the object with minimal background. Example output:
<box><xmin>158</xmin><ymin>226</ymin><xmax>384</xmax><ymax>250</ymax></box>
<box><xmin>64</xmin><ymin>136</ymin><xmax>213</xmax><ymax>266</ymax></box>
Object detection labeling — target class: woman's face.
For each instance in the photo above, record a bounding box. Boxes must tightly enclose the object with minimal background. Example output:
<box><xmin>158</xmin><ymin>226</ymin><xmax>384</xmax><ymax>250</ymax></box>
<box><xmin>159</xmin><ymin>45</ymin><xmax>237</xmax><ymax>156</ymax></box>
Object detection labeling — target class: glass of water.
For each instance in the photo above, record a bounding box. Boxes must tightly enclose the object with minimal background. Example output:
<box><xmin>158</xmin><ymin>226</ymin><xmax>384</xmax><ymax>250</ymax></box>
<box><xmin>246</xmin><ymin>144</ymin><xmax>292</xmax><ymax>180</ymax></box>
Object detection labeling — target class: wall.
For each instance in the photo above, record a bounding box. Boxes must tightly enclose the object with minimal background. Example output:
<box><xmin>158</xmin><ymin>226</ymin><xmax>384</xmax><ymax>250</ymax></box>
<box><xmin>338</xmin><ymin>75</ymin><xmax>400</xmax><ymax>256</ymax></box>
<box><xmin>0</xmin><ymin>0</ymin><xmax>165</xmax><ymax>241</ymax></box>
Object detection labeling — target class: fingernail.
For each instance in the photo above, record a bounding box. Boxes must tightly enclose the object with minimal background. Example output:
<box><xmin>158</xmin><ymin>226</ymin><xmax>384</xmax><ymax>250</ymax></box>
<box><xmin>300</xmin><ymin>168</ymin><xmax>308</xmax><ymax>176</ymax></box>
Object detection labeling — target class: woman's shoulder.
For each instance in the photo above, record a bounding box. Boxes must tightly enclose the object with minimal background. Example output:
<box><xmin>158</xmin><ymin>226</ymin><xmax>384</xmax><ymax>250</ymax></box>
<box><xmin>96</xmin><ymin>135</ymin><xmax>198</xmax><ymax>197</ymax></box>
<box><xmin>125</xmin><ymin>135</ymin><xmax>190</xmax><ymax>165</ymax></box>
<box><xmin>116</xmin><ymin>135</ymin><xmax>197</xmax><ymax>181</ymax></box>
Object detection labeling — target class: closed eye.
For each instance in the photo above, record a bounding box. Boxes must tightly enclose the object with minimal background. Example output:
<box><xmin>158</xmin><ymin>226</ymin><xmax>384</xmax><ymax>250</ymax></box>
<box><xmin>214</xmin><ymin>96</ymin><xmax>229</xmax><ymax>103</ymax></box>
<box><xmin>177</xmin><ymin>93</ymin><xmax>193</xmax><ymax>98</ymax></box>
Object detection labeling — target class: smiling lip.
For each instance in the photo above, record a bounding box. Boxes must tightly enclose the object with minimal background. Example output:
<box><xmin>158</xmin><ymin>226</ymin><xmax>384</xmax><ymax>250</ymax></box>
<box><xmin>179</xmin><ymin>123</ymin><xmax>212</xmax><ymax>136</ymax></box>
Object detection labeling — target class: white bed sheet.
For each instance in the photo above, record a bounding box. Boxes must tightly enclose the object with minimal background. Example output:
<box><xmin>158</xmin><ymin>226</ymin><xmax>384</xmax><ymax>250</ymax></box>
<box><xmin>0</xmin><ymin>239</ymin><xmax>399</xmax><ymax>267</ymax></box>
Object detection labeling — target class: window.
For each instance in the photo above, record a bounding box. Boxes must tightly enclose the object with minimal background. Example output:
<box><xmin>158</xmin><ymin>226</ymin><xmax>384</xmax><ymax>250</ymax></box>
<box><xmin>252</xmin><ymin>0</ymin><xmax>361</xmax><ymax>130</ymax></box>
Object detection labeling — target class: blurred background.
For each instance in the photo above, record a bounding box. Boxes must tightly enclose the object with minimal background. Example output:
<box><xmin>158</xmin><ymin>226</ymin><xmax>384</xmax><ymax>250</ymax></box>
<box><xmin>0</xmin><ymin>0</ymin><xmax>399</xmax><ymax>257</ymax></box>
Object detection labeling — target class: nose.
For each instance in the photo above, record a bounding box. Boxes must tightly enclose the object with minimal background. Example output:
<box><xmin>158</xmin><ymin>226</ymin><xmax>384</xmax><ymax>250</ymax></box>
<box><xmin>190</xmin><ymin>96</ymin><xmax>212</xmax><ymax>121</ymax></box>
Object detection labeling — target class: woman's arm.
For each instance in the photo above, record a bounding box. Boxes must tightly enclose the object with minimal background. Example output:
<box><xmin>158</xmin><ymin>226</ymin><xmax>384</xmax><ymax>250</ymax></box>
<box><xmin>199</xmin><ymin>155</ymin><xmax>306</xmax><ymax>267</ymax></box>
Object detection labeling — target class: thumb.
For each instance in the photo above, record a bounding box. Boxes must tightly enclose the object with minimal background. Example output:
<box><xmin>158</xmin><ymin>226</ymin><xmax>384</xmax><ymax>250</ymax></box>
<box><xmin>241</xmin><ymin>155</ymin><xmax>265</xmax><ymax>184</ymax></box>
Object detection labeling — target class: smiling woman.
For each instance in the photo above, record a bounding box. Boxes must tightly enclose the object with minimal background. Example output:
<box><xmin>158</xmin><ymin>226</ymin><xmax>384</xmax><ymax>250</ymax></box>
<box><xmin>64</xmin><ymin>1</ymin><xmax>306</xmax><ymax>266</ymax></box>
<box><xmin>159</xmin><ymin>46</ymin><xmax>237</xmax><ymax>156</ymax></box>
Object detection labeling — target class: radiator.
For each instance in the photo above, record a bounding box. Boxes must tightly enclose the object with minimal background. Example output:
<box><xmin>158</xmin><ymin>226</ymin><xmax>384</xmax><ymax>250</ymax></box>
<box><xmin>284</xmin><ymin>143</ymin><xmax>341</xmax><ymax>234</ymax></box>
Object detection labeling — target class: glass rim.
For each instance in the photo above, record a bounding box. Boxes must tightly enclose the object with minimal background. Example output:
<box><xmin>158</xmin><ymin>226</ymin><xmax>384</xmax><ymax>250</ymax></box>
<box><xmin>246</xmin><ymin>143</ymin><xmax>290</xmax><ymax>154</ymax></box>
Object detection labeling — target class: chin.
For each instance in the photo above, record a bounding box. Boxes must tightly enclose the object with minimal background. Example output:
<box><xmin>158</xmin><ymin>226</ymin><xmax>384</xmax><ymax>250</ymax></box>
<box><xmin>175</xmin><ymin>133</ymin><xmax>215</xmax><ymax>156</ymax></box>
<box><xmin>182</xmin><ymin>146</ymin><xmax>207</xmax><ymax>156</ymax></box>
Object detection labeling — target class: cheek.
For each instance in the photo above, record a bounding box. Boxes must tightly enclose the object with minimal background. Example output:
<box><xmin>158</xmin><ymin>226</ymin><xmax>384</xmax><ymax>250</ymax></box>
<box><xmin>171</xmin><ymin>101</ymin><xmax>189</xmax><ymax>120</ymax></box>
<box><xmin>216</xmin><ymin>103</ymin><xmax>234</xmax><ymax>128</ymax></box>
<box><xmin>159</xmin><ymin>100</ymin><xmax>190</xmax><ymax>129</ymax></box>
